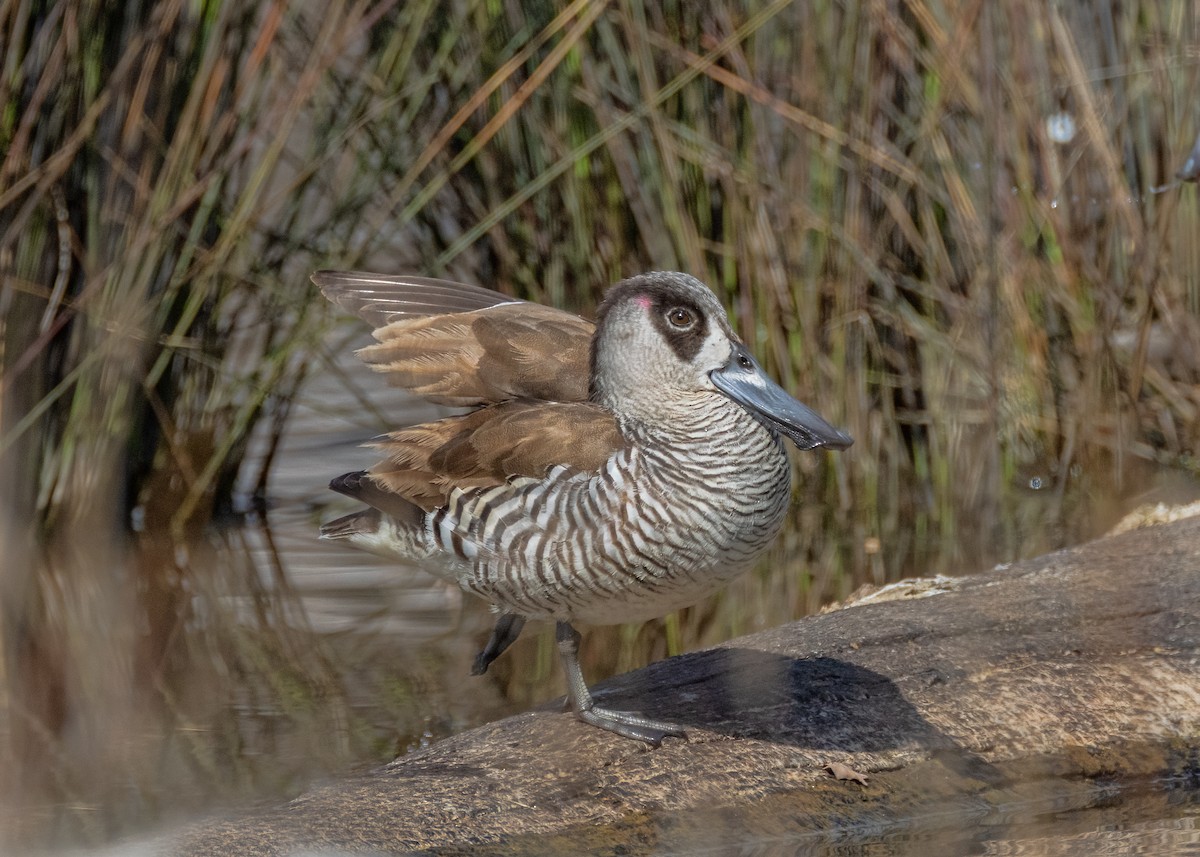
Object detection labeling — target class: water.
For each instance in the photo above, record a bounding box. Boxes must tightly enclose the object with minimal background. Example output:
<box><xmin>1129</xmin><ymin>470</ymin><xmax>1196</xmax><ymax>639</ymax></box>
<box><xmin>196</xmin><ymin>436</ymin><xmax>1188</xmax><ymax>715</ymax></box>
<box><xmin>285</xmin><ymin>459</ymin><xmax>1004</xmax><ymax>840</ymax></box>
<box><xmin>851</xmin><ymin>782</ymin><xmax>1200</xmax><ymax>857</ymax></box>
<box><xmin>641</xmin><ymin>780</ymin><xmax>1200</xmax><ymax>856</ymax></box>
<box><xmin>2</xmin><ymin>324</ymin><xmax>1197</xmax><ymax>854</ymax></box>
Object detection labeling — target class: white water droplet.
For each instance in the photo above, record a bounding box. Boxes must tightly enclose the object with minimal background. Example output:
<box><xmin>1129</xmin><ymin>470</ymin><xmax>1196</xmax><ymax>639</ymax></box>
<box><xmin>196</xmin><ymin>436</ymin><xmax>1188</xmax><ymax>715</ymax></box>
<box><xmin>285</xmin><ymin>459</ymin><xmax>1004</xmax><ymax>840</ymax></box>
<box><xmin>1047</xmin><ymin>112</ymin><xmax>1076</xmax><ymax>143</ymax></box>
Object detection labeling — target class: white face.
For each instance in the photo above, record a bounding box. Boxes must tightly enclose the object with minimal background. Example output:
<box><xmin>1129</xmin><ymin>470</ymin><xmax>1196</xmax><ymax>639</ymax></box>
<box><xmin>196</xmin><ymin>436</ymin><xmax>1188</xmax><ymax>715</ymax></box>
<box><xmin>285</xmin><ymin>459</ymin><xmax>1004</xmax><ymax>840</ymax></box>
<box><xmin>688</xmin><ymin>322</ymin><xmax>736</xmax><ymax>386</ymax></box>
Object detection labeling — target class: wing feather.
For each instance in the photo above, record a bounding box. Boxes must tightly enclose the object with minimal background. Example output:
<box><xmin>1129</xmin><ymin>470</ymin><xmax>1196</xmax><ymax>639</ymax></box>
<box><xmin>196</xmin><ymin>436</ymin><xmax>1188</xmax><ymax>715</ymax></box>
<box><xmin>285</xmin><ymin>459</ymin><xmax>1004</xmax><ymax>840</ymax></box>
<box><xmin>316</xmin><ymin>272</ymin><xmax>617</xmax><ymax>514</ymax></box>
<box><xmin>313</xmin><ymin>271</ymin><xmax>518</xmax><ymax>325</ymax></box>
<box><xmin>366</xmin><ymin>401</ymin><xmax>625</xmax><ymax>511</ymax></box>
<box><xmin>315</xmin><ymin>271</ymin><xmax>594</xmax><ymax>406</ymax></box>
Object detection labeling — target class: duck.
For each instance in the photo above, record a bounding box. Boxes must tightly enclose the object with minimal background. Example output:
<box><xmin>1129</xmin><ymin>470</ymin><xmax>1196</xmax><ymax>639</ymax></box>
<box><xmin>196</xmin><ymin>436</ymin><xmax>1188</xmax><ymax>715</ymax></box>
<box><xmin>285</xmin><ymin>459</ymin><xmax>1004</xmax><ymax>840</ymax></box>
<box><xmin>316</xmin><ymin>270</ymin><xmax>852</xmax><ymax>744</ymax></box>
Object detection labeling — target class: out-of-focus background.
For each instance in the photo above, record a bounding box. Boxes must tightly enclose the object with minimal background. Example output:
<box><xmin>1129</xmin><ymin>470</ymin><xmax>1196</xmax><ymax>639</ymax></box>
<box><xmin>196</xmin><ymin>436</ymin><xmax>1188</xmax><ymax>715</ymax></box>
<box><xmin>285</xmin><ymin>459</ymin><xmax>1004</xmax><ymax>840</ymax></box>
<box><xmin>1</xmin><ymin>0</ymin><xmax>1198</xmax><ymax>852</ymax></box>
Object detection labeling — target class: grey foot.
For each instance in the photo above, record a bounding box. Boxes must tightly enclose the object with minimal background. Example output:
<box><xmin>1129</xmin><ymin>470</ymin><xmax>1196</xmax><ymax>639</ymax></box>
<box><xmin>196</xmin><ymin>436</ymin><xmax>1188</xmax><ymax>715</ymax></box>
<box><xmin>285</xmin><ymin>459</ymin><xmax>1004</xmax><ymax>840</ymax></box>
<box><xmin>575</xmin><ymin>705</ymin><xmax>687</xmax><ymax>746</ymax></box>
<box><xmin>555</xmin><ymin>620</ymin><xmax>686</xmax><ymax>747</ymax></box>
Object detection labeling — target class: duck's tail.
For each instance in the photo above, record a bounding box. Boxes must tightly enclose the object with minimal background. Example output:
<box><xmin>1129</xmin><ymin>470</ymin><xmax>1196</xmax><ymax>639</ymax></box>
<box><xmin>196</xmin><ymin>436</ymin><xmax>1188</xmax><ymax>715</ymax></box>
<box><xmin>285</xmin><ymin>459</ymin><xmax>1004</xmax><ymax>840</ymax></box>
<box><xmin>320</xmin><ymin>471</ymin><xmax>433</xmax><ymax>562</ymax></box>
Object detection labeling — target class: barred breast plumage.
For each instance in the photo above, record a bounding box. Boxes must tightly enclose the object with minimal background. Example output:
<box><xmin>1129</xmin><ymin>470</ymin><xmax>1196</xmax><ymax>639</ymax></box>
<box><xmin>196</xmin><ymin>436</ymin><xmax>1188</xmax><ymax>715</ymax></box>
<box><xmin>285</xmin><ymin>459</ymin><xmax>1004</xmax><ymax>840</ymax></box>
<box><xmin>317</xmin><ymin>270</ymin><xmax>852</xmax><ymax>744</ymax></box>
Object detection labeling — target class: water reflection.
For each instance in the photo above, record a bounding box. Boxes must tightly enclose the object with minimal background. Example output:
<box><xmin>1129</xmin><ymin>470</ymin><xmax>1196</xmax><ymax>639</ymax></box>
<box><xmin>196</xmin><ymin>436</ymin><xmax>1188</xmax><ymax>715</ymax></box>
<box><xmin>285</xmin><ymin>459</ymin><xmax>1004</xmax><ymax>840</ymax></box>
<box><xmin>2</xmin><ymin>330</ymin><xmax>1197</xmax><ymax>854</ymax></box>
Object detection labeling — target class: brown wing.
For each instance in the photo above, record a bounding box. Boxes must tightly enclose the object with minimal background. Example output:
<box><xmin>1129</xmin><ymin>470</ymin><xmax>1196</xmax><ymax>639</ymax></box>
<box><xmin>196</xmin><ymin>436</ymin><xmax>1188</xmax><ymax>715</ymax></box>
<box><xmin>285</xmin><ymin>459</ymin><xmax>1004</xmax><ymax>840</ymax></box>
<box><xmin>366</xmin><ymin>400</ymin><xmax>625</xmax><ymax>511</ymax></box>
<box><xmin>313</xmin><ymin>270</ymin><xmax>519</xmax><ymax>325</ymax></box>
<box><xmin>314</xmin><ymin>271</ymin><xmax>594</xmax><ymax>406</ymax></box>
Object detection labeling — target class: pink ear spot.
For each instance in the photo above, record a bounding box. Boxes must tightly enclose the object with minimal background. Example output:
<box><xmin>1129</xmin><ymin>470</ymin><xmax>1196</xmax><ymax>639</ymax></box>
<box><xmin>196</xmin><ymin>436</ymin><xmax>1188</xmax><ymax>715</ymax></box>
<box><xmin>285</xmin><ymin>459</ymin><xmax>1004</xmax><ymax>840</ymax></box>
<box><xmin>633</xmin><ymin>294</ymin><xmax>652</xmax><ymax>310</ymax></box>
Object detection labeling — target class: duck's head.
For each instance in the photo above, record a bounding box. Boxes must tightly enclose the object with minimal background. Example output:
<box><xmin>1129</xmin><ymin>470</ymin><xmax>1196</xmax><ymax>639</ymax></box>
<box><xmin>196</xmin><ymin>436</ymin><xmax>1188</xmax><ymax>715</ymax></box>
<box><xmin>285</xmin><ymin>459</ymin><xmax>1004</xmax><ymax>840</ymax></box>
<box><xmin>589</xmin><ymin>272</ymin><xmax>852</xmax><ymax>451</ymax></box>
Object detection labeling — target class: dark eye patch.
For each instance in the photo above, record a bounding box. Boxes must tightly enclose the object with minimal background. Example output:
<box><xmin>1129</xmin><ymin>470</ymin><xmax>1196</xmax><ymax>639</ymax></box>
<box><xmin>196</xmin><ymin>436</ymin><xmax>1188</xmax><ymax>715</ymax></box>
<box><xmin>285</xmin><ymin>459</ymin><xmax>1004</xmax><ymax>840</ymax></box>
<box><xmin>592</xmin><ymin>275</ymin><xmax>716</xmax><ymax>365</ymax></box>
<box><xmin>649</xmin><ymin>295</ymin><xmax>708</xmax><ymax>362</ymax></box>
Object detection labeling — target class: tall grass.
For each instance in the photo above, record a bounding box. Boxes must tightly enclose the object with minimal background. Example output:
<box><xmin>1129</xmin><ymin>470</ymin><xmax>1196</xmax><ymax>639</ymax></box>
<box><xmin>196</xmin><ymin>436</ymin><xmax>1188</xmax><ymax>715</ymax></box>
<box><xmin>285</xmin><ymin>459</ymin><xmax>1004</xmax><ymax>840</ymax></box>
<box><xmin>1</xmin><ymin>0</ymin><xmax>1198</xmax><ymax>848</ymax></box>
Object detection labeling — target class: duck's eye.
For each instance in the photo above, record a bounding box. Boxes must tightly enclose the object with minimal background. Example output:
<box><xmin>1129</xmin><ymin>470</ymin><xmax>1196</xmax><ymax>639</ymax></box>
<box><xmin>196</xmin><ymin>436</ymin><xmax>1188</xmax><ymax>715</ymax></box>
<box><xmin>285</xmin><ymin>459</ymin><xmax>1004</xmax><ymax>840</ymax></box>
<box><xmin>666</xmin><ymin>307</ymin><xmax>695</xmax><ymax>329</ymax></box>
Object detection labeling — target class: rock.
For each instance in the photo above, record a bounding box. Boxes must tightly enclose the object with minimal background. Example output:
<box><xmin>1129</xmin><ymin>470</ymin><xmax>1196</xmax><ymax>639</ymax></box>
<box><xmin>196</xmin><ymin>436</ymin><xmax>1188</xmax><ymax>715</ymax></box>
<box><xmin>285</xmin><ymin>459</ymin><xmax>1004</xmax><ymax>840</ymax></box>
<box><xmin>165</xmin><ymin>515</ymin><xmax>1200</xmax><ymax>856</ymax></box>
<box><xmin>1108</xmin><ymin>498</ymin><xmax>1200</xmax><ymax>535</ymax></box>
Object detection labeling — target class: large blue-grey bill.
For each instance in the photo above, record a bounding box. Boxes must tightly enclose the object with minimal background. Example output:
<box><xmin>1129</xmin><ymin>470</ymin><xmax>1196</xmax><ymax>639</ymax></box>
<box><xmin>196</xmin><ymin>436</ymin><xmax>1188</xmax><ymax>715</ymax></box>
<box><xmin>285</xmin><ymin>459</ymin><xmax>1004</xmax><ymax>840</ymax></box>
<box><xmin>711</xmin><ymin>343</ymin><xmax>853</xmax><ymax>451</ymax></box>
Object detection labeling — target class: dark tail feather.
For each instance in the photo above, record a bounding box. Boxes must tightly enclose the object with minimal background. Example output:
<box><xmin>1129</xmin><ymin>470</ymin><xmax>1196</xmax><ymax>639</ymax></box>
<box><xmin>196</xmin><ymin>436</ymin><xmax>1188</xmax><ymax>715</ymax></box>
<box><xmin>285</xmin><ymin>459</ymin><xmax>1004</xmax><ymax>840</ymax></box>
<box><xmin>320</xmin><ymin>507</ymin><xmax>381</xmax><ymax>541</ymax></box>
<box><xmin>323</xmin><ymin>472</ymin><xmax>431</xmax><ymax>564</ymax></box>
<box><xmin>328</xmin><ymin>470</ymin><xmax>423</xmax><ymax>524</ymax></box>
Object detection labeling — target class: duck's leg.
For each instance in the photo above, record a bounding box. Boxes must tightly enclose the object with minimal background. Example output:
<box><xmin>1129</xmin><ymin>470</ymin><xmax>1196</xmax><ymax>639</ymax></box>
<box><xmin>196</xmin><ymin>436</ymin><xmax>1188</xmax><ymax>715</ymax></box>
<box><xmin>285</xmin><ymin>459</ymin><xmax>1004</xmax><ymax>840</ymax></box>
<box><xmin>555</xmin><ymin>621</ymin><xmax>686</xmax><ymax>746</ymax></box>
<box><xmin>471</xmin><ymin>613</ymin><xmax>525</xmax><ymax>676</ymax></box>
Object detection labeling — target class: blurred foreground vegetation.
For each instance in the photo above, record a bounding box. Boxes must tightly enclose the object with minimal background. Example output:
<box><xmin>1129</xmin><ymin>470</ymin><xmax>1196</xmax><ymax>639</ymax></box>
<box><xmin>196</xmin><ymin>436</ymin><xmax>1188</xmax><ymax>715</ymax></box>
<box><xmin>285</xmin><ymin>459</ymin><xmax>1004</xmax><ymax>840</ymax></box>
<box><xmin>1</xmin><ymin>0</ymin><xmax>1198</xmax><ymax>849</ymax></box>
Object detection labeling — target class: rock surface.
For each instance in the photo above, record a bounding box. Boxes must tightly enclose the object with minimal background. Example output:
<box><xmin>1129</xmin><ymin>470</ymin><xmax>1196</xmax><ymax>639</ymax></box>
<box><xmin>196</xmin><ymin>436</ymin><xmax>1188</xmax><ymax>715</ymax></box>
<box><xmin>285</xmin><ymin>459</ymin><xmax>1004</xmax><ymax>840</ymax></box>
<box><xmin>167</xmin><ymin>514</ymin><xmax>1200</xmax><ymax>855</ymax></box>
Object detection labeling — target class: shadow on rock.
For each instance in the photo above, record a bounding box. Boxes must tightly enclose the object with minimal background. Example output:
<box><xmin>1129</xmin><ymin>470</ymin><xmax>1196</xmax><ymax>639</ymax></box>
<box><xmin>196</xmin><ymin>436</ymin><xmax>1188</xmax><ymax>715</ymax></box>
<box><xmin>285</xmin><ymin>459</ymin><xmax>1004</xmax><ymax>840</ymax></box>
<box><xmin>588</xmin><ymin>648</ymin><xmax>953</xmax><ymax>753</ymax></box>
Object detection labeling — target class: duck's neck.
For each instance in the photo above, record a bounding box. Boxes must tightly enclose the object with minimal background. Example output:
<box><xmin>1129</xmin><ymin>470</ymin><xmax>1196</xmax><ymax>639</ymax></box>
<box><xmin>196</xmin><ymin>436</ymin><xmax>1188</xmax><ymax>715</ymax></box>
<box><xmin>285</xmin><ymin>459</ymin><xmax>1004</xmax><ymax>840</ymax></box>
<box><xmin>616</xmin><ymin>391</ymin><xmax>786</xmax><ymax>466</ymax></box>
